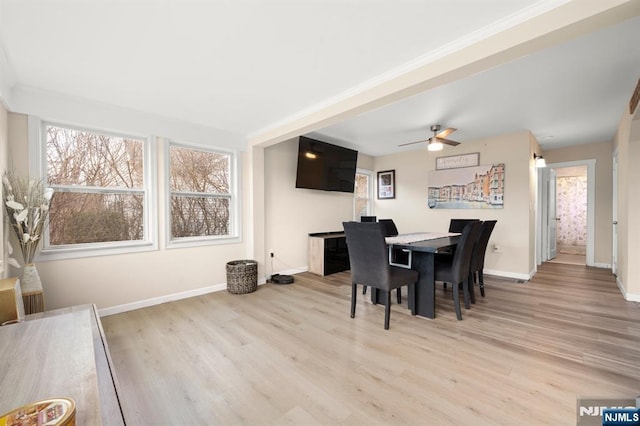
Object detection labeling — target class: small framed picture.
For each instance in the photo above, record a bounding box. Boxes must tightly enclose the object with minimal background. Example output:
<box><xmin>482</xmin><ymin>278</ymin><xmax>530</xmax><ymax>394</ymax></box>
<box><xmin>377</xmin><ymin>170</ymin><xmax>395</xmax><ymax>199</ymax></box>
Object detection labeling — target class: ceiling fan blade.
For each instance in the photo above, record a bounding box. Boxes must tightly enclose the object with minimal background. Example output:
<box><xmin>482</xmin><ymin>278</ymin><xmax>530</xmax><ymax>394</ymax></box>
<box><xmin>398</xmin><ymin>139</ymin><xmax>429</xmax><ymax>147</ymax></box>
<box><xmin>436</xmin><ymin>137</ymin><xmax>460</xmax><ymax>146</ymax></box>
<box><xmin>436</xmin><ymin>127</ymin><xmax>457</xmax><ymax>138</ymax></box>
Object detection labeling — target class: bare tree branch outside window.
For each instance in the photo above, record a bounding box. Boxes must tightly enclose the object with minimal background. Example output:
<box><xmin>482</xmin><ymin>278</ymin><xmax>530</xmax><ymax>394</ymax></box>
<box><xmin>46</xmin><ymin>125</ymin><xmax>145</xmax><ymax>246</ymax></box>
<box><xmin>169</xmin><ymin>145</ymin><xmax>231</xmax><ymax>239</ymax></box>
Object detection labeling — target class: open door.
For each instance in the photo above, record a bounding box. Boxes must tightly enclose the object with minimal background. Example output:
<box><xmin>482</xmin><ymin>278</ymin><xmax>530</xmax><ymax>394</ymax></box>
<box><xmin>548</xmin><ymin>168</ymin><xmax>558</xmax><ymax>260</ymax></box>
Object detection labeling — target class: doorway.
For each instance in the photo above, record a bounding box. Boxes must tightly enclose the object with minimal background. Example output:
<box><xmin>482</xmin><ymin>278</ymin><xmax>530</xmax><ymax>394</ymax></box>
<box><xmin>537</xmin><ymin>159</ymin><xmax>595</xmax><ymax>267</ymax></box>
<box><xmin>550</xmin><ymin>165</ymin><xmax>588</xmax><ymax>265</ymax></box>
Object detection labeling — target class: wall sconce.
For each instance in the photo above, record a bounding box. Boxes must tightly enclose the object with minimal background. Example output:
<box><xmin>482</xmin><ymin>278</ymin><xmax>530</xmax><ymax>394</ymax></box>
<box><xmin>534</xmin><ymin>153</ymin><xmax>546</xmax><ymax>168</ymax></box>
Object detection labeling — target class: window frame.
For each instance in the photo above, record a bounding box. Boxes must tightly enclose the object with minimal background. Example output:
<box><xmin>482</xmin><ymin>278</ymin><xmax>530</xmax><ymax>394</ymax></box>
<box><xmin>33</xmin><ymin>118</ymin><xmax>158</xmax><ymax>261</ymax></box>
<box><xmin>165</xmin><ymin>140</ymin><xmax>240</xmax><ymax>248</ymax></box>
<box><xmin>354</xmin><ymin>168</ymin><xmax>374</xmax><ymax>220</ymax></box>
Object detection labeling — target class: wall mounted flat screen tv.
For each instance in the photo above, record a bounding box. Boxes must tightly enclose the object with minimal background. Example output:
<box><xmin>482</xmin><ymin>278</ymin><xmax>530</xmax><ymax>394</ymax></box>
<box><xmin>295</xmin><ymin>136</ymin><xmax>358</xmax><ymax>193</ymax></box>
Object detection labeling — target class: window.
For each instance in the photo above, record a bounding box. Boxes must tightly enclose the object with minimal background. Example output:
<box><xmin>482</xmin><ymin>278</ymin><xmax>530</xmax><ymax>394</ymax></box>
<box><xmin>43</xmin><ymin>123</ymin><xmax>154</xmax><ymax>256</ymax></box>
<box><xmin>354</xmin><ymin>170</ymin><xmax>373</xmax><ymax>220</ymax></box>
<box><xmin>168</xmin><ymin>143</ymin><xmax>237</xmax><ymax>244</ymax></box>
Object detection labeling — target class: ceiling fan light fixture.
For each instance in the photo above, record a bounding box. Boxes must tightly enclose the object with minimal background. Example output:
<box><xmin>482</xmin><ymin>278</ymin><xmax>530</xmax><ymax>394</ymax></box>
<box><xmin>427</xmin><ymin>139</ymin><xmax>443</xmax><ymax>151</ymax></box>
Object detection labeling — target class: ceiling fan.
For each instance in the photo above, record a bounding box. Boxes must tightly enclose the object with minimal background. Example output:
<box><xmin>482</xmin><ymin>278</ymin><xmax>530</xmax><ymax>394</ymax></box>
<box><xmin>399</xmin><ymin>125</ymin><xmax>460</xmax><ymax>151</ymax></box>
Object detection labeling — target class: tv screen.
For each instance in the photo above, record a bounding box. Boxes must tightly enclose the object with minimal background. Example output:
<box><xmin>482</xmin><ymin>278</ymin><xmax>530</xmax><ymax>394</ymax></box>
<box><xmin>295</xmin><ymin>136</ymin><xmax>358</xmax><ymax>193</ymax></box>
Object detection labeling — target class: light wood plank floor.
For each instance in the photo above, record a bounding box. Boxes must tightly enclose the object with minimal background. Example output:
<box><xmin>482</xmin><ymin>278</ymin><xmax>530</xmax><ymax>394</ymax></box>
<box><xmin>103</xmin><ymin>263</ymin><xmax>640</xmax><ymax>425</ymax></box>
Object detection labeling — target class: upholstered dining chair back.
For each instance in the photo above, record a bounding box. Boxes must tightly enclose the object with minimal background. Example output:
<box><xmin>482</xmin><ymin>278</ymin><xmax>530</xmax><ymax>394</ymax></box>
<box><xmin>434</xmin><ymin>221</ymin><xmax>481</xmax><ymax>320</ymax></box>
<box><xmin>343</xmin><ymin>222</ymin><xmax>391</xmax><ymax>287</ymax></box>
<box><xmin>342</xmin><ymin>221</ymin><xmax>418</xmax><ymax>329</ymax></box>
<box><xmin>378</xmin><ymin>219</ymin><xmax>399</xmax><ymax>237</ymax></box>
<box><xmin>470</xmin><ymin>220</ymin><xmax>497</xmax><ymax>273</ymax></box>
<box><xmin>469</xmin><ymin>220</ymin><xmax>497</xmax><ymax>298</ymax></box>
<box><xmin>448</xmin><ymin>221</ymin><xmax>482</xmax><ymax>285</ymax></box>
<box><xmin>448</xmin><ymin>218</ymin><xmax>480</xmax><ymax>233</ymax></box>
<box><xmin>360</xmin><ymin>215</ymin><xmax>377</xmax><ymax>222</ymax></box>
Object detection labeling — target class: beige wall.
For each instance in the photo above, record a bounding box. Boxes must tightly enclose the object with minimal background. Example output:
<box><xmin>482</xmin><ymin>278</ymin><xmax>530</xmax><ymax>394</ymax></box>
<box><xmin>612</xmin><ymin>106</ymin><xmax>640</xmax><ymax>300</ymax></box>
<box><xmin>373</xmin><ymin>131</ymin><xmax>535</xmax><ymax>279</ymax></box>
<box><xmin>615</xmin><ymin>112</ymin><xmax>630</xmax><ymax>297</ymax></box>
<box><xmin>0</xmin><ymin>104</ymin><xmax>7</xmax><ymax>277</ymax></box>
<box><xmin>7</xmin><ymin>112</ymin><xmax>250</xmax><ymax>312</ymax></box>
<box><xmin>627</xmin><ymin>118</ymin><xmax>640</xmax><ymax>298</ymax></box>
<box><xmin>264</xmin><ymin>138</ymin><xmax>372</xmax><ymax>275</ymax></box>
<box><xmin>529</xmin><ymin>133</ymin><xmax>541</xmax><ymax>272</ymax></box>
<box><xmin>543</xmin><ymin>141</ymin><xmax>613</xmax><ymax>265</ymax></box>
<box><xmin>7</xmin><ymin>112</ymin><xmax>27</xmax><ymax>173</ymax></box>
<box><xmin>263</xmin><ymin>132</ymin><xmax>538</xmax><ymax>279</ymax></box>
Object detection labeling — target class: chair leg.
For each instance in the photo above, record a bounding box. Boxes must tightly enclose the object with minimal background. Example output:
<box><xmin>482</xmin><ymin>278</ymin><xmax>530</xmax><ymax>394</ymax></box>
<box><xmin>452</xmin><ymin>285</ymin><xmax>463</xmax><ymax>320</ymax></box>
<box><xmin>479</xmin><ymin>270</ymin><xmax>485</xmax><ymax>297</ymax></box>
<box><xmin>351</xmin><ymin>283</ymin><xmax>357</xmax><ymax>318</ymax></box>
<box><xmin>363</xmin><ymin>285</ymin><xmax>368</xmax><ymax>295</ymax></box>
<box><xmin>469</xmin><ymin>272</ymin><xmax>476</xmax><ymax>305</ymax></box>
<box><xmin>462</xmin><ymin>279</ymin><xmax>471</xmax><ymax>310</ymax></box>
<box><xmin>384</xmin><ymin>291</ymin><xmax>391</xmax><ymax>330</ymax></box>
<box><xmin>396</xmin><ymin>287</ymin><xmax>401</xmax><ymax>304</ymax></box>
<box><xmin>443</xmin><ymin>282</ymin><xmax>447</xmax><ymax>290</ymax></box>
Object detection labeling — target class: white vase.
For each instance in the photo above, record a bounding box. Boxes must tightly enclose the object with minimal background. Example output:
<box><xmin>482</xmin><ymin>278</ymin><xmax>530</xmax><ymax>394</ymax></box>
<box><xmin>21</xmin><ymin>263</ymin><xmax>45</xmax><ymax>314</ymax></box>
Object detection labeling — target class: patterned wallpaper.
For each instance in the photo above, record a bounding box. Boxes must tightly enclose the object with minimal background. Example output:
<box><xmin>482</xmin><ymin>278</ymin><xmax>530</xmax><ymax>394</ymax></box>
<box><xmin>556</xmin><ymin>176</ymin><xmax>587</xmax><ymax>247</ymax></box>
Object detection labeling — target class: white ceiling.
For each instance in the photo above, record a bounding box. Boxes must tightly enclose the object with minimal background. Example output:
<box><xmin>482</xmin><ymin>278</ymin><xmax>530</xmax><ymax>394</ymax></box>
<box><xmin>1</xmin><ymin>1</ymin><xmax>639</xmax><ymax>156</ymax></box>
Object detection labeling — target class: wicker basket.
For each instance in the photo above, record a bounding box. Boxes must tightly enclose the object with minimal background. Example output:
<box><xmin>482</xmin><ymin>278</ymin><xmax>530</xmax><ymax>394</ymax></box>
<box><xmin>226</xmin><ymin>260</ymin><xmax>258</xmax><ymax>294</ymax></box>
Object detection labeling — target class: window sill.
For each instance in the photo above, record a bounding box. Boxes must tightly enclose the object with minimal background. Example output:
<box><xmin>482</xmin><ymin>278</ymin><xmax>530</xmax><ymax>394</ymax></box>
<box><xmin>38</xmin><ymin>241</ymin><xmax>158</xmax><ymax>262</ymax></box>
<box><xmin>166</xmin><ymin>235</ymin><xmax>241</xmax><ymax>249</ymax></box>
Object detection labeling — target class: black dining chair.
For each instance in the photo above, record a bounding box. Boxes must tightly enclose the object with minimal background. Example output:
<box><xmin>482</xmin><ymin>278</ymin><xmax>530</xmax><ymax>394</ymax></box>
<box><xmin>379</xmin><ymin>219</ymin><xmax>410</xmax><ymax>265</ymax></box>
<box><xmin>378</xmin><ymin>219</ymin><xmax>399</xmax><ymax>237</ymax></box>
<box><xmin>343</xmin><ymin>221</ymin><xmax>418</xmax><ymax>330</ymax></box>
<box><xmin>434</xmin><ymin>221</ymin><xmax>481</xmax><ymax>320</ymax></box>
<box><xmin>363</xmin><ymin>218</ymin><xmax>409</xmax><ymax>295</ymax></box>
<box><xmin>449</xmin><ymin>218</ymin><xmax>480</xmax><ymax>233</ymax></box>
<box><xmin>439</xmin><ymin>219</ymin><xmax>479</xmax><ymax>258</ymax></box>
<box><xmin>468</xmin><ymin>220</ymin><xmax>497</xmax><ymax>302</ymax></box>
<box><xmin>360</xmin><ymin>215</ymin><xmax>377</xmax><ymax>222</ymax></box>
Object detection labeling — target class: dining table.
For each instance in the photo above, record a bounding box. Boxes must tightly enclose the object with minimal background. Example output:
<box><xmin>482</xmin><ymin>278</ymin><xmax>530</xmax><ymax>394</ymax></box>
<box><xmin>370</xmin><ymin>232</ymin><xmax>460</xmax><ymax>319</ymax></box>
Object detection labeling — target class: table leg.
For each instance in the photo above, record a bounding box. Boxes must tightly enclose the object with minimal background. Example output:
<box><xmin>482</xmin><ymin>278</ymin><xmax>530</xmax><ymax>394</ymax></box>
<box><xmin>408</xmin><ymin>251</ymin><xmax>436</xmax><ymax>319</ymax></box>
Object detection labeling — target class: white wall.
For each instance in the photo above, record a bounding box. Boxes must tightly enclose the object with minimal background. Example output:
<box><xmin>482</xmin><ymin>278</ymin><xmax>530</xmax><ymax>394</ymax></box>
<box><xmin>612</xmin><ymin>105</ymin><xmax>640</xmax><ymax>301</ymax></box>
<box><xmin>262</xmin><ymin>132</ymin><xmax>539</xmax><ymax>280</ymax></box>
<box><xmin>6</xmin><ymin>94</ymin><xmax>251</xmax><ymax>312</ymax></box>
<box><xmin>264</xmin><ymin>138</ymin><xmax>373</xmax><ymax>276</ymax></box>
<box><xmin>373</xmin><ymin>131</ymin><xmax>535</xmax><ymax>279</ymax></box>
<box><xmin>0</xmin><ymin>103</ymin><xmax>7</xmax><ymax>277</ymax></box>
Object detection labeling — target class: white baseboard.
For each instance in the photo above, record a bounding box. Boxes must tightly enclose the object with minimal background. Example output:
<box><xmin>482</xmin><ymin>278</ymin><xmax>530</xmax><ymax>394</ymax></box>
<box><xmin>592</xmin><ymin>262</ymin><xmax>612</xmax><ymax>269</ymax></box>
<box><xmin>616</xmin><ymin>276</ymin><xmax>640</xmax><ymax>302</ymax></box>
<box><xmin>272</xmin><ymin>266</ymin><xmax>308</xmax><ymax>277</ymax></box>
<box><xmin>99</xmin><ymin>277</ymin><xmax>268</xmax><ymax>317</ymax></box>
<box><xmin>483</xmin><ymin>268</ymin><xmax>532</xmax><ymax>282</ymax></box>
<box><xmin>99</xmin><ymin>267</ymin><xmax>310</xmax><ymax>318</ymax></box>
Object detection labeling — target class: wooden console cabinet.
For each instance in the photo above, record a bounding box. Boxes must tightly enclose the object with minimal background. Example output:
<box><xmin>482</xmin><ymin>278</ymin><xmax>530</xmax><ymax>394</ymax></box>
<box><xmin>0</xmin><ymin>304</ymin><xmax>126</xmax><ymax>425</ymax></box>
<box><xmin>308</xmin><ymin>231</ymin><xmax>350</xmax><ymax>276</ymax></box>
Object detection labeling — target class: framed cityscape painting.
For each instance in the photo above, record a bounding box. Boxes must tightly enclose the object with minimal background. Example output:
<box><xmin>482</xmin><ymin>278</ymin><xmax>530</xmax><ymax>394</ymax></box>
<box><xmin>427</xmin><ymin>163</ymin><xmax>504</xmax><ymax>209</ymax></box>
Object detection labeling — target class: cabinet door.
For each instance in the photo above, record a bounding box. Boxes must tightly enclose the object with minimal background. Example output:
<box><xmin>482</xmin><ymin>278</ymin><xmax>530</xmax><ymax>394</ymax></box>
<box><xmin>324</xmin><ymin>237</ymin><xmax>350</xmax><ymax>275</ymax></box>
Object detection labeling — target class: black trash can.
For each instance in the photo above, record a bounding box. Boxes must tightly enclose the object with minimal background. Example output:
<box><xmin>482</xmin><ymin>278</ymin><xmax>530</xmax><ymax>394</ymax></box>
<box><xmin>226</xmin><ymin>260</ymin><xmax>258</xmax><ymax>294</ymax></box>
